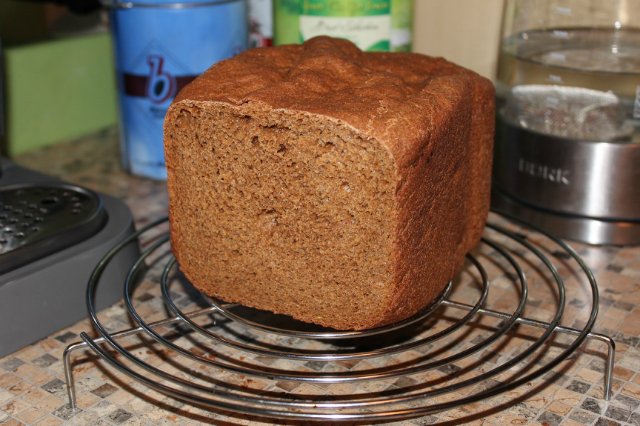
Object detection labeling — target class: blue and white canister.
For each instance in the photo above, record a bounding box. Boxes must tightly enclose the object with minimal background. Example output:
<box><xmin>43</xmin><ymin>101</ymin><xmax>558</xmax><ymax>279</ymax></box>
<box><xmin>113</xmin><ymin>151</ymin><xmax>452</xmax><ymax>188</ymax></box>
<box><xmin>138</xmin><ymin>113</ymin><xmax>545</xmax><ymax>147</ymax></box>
<box><xmin>107</xmin><ymin>0</ymin><xmax>248</xmax><ymax>179</ymax></box>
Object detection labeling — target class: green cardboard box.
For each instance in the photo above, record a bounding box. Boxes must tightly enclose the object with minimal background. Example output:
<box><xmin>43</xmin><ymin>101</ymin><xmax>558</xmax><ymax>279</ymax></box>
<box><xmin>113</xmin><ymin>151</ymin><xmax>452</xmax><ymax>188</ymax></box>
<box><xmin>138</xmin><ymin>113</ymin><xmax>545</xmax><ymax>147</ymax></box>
<box><xmin>3</xmin><ymin>32</ymin><xmax>118</xmax><ymax>156</ymax></box>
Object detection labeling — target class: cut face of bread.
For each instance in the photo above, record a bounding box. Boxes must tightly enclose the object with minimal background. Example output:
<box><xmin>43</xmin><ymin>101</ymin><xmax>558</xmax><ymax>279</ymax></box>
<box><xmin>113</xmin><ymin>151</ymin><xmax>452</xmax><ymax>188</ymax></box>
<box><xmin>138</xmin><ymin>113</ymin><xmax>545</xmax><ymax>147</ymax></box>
<box><xmin>166</xmin><ymin>102</ymin><xmax>398</xmax><ymax>329</ymax></box>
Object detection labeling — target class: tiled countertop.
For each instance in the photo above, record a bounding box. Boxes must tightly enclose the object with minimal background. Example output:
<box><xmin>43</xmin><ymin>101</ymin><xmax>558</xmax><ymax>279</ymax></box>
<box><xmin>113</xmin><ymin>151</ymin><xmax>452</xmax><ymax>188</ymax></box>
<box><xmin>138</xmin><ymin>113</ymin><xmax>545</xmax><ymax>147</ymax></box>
<box><xmin>1</xmin><ymin>128</ymin><xmax>639</xmax><ymax>425</ymax></box>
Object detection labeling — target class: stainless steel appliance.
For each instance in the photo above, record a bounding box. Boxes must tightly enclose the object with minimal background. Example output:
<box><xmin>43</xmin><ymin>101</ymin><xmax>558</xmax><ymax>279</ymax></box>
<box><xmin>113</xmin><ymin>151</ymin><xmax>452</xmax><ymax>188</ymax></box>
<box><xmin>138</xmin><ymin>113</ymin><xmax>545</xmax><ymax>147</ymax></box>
<box><xmin>492</xmin><ymin>0</ymin><xmax>640</xmax><ymax>245</ymax></box>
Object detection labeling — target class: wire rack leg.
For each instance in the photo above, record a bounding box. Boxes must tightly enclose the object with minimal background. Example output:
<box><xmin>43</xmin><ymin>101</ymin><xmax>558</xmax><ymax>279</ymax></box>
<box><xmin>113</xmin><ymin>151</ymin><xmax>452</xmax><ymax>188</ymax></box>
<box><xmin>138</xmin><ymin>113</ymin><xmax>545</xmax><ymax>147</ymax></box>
<box><xmin>444</xmin><ymin>301</ymin><xmax>615</xmax><ymax>400</ymax></box>
<box><xmin>63</xmin><ymin>342</ymin><xmax>87</xmax><ymax>410</ymax></box>
<box><xmin>63</xmin><ymin>308</ymin><xmax>216</xmax><ymax>409</ymax></box>
<box><xmin>586</xmin><ymin>333</ymin><xmax>616</xmax><ymax>400</ymax></box>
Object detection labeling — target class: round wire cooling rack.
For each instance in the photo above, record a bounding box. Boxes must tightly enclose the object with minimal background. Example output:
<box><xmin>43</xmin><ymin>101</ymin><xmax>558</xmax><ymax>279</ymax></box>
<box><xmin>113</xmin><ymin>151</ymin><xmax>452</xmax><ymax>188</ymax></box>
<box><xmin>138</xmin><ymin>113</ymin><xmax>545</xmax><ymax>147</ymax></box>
<box><xmin>63</xmin><ymin>212</ymin><xmax>616</xmax><ymax>423</ymax></box>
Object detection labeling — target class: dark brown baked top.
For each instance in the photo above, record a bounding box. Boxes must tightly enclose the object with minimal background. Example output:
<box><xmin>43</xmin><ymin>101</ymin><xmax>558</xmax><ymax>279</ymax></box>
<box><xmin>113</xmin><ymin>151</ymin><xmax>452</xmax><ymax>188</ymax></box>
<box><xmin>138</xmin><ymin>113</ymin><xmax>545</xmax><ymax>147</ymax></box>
<box><xmin>174</xmin><ymin>36</ymin><xmax>489</xmax><ymax>167</ymax></box>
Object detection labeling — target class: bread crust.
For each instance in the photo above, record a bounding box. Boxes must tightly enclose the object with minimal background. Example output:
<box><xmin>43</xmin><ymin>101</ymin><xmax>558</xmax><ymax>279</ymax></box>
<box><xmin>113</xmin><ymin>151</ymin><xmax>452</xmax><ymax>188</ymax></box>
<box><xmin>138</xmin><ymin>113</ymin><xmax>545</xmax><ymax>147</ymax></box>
<box><xmin>165</xmin><ymin>36</ymin><xmax>494</xmax><ymax>330</ymax></box>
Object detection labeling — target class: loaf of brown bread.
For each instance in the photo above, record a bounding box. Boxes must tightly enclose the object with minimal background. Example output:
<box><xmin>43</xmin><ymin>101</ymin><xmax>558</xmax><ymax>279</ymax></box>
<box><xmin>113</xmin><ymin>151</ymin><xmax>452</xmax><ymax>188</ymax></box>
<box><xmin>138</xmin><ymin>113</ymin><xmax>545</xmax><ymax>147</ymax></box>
<box><xmin>164</xmin><ymin>36</ymin><xmax>494</xmax><ymax>330</ymax></box>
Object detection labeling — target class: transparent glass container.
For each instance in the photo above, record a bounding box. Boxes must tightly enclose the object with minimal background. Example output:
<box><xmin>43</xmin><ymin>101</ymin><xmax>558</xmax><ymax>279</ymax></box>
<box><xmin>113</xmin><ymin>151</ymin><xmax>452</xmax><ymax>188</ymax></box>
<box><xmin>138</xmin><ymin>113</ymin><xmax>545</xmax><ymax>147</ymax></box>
<box><xmin>496</xmin><ymin>0</ymin><xmax>640</xmax><ymax>142</ymax></box>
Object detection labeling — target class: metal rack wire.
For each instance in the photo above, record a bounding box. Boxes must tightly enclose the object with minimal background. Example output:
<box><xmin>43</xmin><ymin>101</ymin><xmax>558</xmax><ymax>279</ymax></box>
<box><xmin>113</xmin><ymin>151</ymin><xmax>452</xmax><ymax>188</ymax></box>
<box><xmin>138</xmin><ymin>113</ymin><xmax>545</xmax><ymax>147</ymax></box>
<box><xmin>63</xmin><ymin>213</ymin><xmax>616</xmax><ymax>422</ymax></box>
